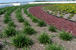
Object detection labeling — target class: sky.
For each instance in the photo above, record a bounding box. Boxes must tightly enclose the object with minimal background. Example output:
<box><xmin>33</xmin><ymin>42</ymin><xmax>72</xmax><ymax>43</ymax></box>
<box><xmin>0</xmin><ymin>0</ymin><xmax>35</xmax><ymax>3</ymax></box>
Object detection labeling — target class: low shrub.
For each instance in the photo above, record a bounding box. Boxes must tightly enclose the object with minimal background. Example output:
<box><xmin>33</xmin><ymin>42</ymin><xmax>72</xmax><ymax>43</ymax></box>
<box><xmin>45</xmin><ymin>43</ymin><xmax>64</xmax><ymax>50</ymax></box>
<box><xmin>0</xmin><ymin>44</ymin><xmax>3</xmax><ymax>50</ymax></box>
<box><xmin>62</xmin><ymin>13</ymin><xmax>65</xmax><ymax>15</ymax></box>
<box><xmin>23</xmin><ymin>47</ymin><xmax>28</xmax><ymax>50</ymax></box>
<box><xmin>23</xmin><ymin>21</ymin><xmax>31</xmax><ymax>26</ymax></box>
<box><xmin>65</xmin><ymin>11</ymin><xmax>68</xmax><ymax>14</ymax></box>
<box><xmin>0</xmin><ymin>33</ymin><xmax>4</xmax><ymax>38</ymax></box>
<box><xmin>47</xmin><ymin>11</ymin><xmax>49</xmax><ymax>13</ymax></box>
<box><xmin>3</xmin><ymin>26</ymin><xmax>16</xmax><ymax>37</ymax></box>
<box><xmin>31</xmin><ymin>17</ymin><xmax>39</xmax><ymax>23</ymax></box>
<box><xmin>8</xmin><ymin>21</ymin><xmax>15</xmax><ymax>27</ymax></box>
<box><xmin>38</xmin><ymin>32</ymin><xmax>52</xmax><ymax>44</ymax></box>
<box><xmin>48</xmin><ymin>26</ymin><xmax>56</xmax><ymax>32</ymax></box>
<box><xmin>50</xmin><ymin>12</ymin><xmax>53</xmax><ymax>14</ymax></box>
<box><xmin>67</xmin><ymin>16</ymin><xmax>72</xmax><ymax>19</ymax></box>
<box><xmin>37</xmin><ymin>20</ymin><xmax>46</xmax><ymax>27</ymax></box>
<box><xmin>60</xmin><ymin>14</ymin><xmax>63</xmax><ymax>18</ymax></box>
<box><xmin>27</xmin><ymin>13</ymin><xmax>32</xmax><ymax>17</ymax></box>
<box><xmin>59</xmin><ymin>12</ymin><xmax>62</xmax><ymax>14</ymax></box>
<box><xmin>59</xmin><ymin>30</ymin><xmax>73</xmax><ymax>41</ymax></box>
<box><xmin>3</xmin><ymin>16</ymin><xmax>11</xmax><ymax>23</ymax></box>
<box><xmin>55</xmin><ymin>11</ymin><xmax>58</xmax><ymax>13</ymax></box>
<box><xmin>69</xmin><ymin>14</ymin><xmax>74</xmax><ymax>17</ymax></box>
<box><xmin>54</xmin><ymin>13</ymin><xmax>57</xmax><ymax>15</ymax></box>
<box><xmin>23</xmin><ymin>26</ymin><xmax>36</xmax><ymax>35</ymax></box>
<box><xmin>17</xmin><ymin>16</ymin><xmax>24</xmax><ymax>22</ymax></box>
<box><xmin>12</xmin><ymin>34</ymin><xmax>33</xmax><ymax>48</ymax></box>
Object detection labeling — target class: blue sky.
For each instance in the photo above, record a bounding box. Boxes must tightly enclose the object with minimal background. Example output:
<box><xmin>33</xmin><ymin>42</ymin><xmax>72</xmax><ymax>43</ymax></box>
<box><xmin>0</xmin><ymin>0</ymin><xmax>35</xmax><ymax>3</ymax></box>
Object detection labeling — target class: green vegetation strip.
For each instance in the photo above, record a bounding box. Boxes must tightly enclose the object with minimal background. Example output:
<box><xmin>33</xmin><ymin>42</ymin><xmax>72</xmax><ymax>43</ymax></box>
<box><xmin>44</xmin><ymin>4</ymin><xmax>76</xmax><ymax>14</ymax></box>
<box><xmin>15</xmin><ymin>8</ymin><xmax>24</xmax><ymax>22</ymax></box>
<box><xmin>3</xmin><ymin>6</ymin><xmax>18</xmax><ymax>23</ymax></box>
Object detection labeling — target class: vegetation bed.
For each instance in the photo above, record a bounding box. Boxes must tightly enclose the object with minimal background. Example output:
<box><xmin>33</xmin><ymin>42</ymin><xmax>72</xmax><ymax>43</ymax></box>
<box><xmin>29</xmin><ymin>4</ymin><xmax>76</xmax><ymax>35</ymax></box>
<box><xmin>0</xmin><ymin>4</ymin><xmax>76</xmax><ymax>50</ymax></box>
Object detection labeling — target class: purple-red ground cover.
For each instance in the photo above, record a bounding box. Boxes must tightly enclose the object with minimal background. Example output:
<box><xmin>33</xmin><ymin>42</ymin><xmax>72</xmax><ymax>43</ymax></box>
<box><xmin>29</xmin><ymin>5</ymin><xmax>76</xmax><ymax>35</ymax></box>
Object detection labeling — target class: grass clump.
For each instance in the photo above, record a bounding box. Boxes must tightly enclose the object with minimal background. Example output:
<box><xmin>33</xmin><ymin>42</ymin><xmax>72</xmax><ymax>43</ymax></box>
<box><xmin>69</xmin><ymin>14</ymin><xmax>74</xmax><ymax>17</ymax></box>
<box><xmin>12</xmin><ymin>34</ymin><xmax>33</xmax><ymax>48</ymax></box>
<box><xmin>47</xmin><ymin>11</ymin><xmax>49</xmax><ymax>13</ymax></box>
<box><xmin>67</xmin><ymin>16</ymin><xmax>72</xmax><ymax>19</ymax></box>
<box><xmin>8</xmin><ymin>21</ymin><xmax>15</xmax><ymax>27</ymax></box>
<box><xmin>45</xmin><ymin>44</ymin><xmax>64</xmax><ymax>50</ymax></box>
<box><xmin>59</xmin><ymin>30</ymin><xmax>73</xmax><ymax>41</ymax></box>
<box><xmin>3</xmin><ymin>16</ymin><xmax>11</xmax><ymax>23</ymax></box>
<box><xmin>38</xmin><ymin>32</ymin><xmax>52</xmax><ymax>44</ymax></box>
<box><xmin>0</xmin><ymin>33</ymin><xmax>4</xmax><ymax>38</ymax></box>
<box><xmin>23</xmin><ymin>21</ymin><xmax>31</xmax><ymax>26</ymax></box>
<box><xmin>48</xmin><ymin>26</ymin><xmax>56</xmax><ymax>32</ymax></box>
<box><xmin>54</xmin><ymin>13</ymin><xmax>57</xmax><ymax>15</ymax></box>
<box><xmin>17</xmin><ymin>16</ymin><xmax>24</xmax><ymax>22</ymax></box>
<box><xmin>23</xmin><ymin>47</ymin><xmax>28</xmax><ymax>50</ymax></box>
<box><xmin>3</xmin><ymin>26</ymin><xmax>16</xmax><ymax>37</ymax></box>
<box><xmin>37</xmin><ymin>20</ymin><xmax>46</xmax><ymax>27</ymax></box>
<box><xmin>60</xmin><ymin>14</ymin><xmax>63</xmax><ymax>18</ymax></box>
<box><xmin>31</xmin><ymin>17</ymin><xmax>39</xmax><ymax>23</ymax></box>
<box><xmin>50</xmin><ymin>12</ymin><xmax>53</xmax><ymax>14</ymax></box>
<box><xmin>59</xmin><ymin>12</ymin><xmax>62</xmax><ymax>14</ymax></box>
<box><xmin>23</xmin><ymin>26</ymin><xmax>36</xmax><ymax>35</ymax></box>
<box><xmin>0</xmin><ymin>44</ymin><xmax>3</xmax><ymax>50</ymax></box>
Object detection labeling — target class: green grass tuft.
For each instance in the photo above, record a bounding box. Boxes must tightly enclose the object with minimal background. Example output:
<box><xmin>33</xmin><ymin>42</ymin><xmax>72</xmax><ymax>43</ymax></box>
<box><xmin>23</xmin><ymin>26</ymin><xmax>36</xmax><ymax>35</ymax></box>
<box><xmin>38</xmin><ymin>32</ymin><xmax>52</xmax><ymax>44</ymax></box>
<box><xmin>3</xmin><ymin>26</ymin><xmax>16</xmax><ymax>37</ymax></box>
<box><xmin>59</xmin><ymin>30</ymin><xmax>73</xmax><ymax>41</ymax></box>
<box><xmin>45</xmin><ymin>43</ymin><xmax>64</xmax><ymax>50</ymax></box>
<box><xmin>48</xmin><ymin>26</ymin><xmax>56</xmax><ymax>32</ymax></box>
<box><xmin>37</xmin><ymin>20</ymin><xmax>46</xmax><ymax>27</ymax></box>
<box><xmin>12</xmin><ymin>34</ymin><xmax>33</xmax><ymax>48</ymax></box>
<box><xmin>23</xmin><ymin>21</ymin><xmax>31</xmax><ymax>26</ymax></box>
<box><xmin>31</xmin><ymin>17</ymin><xmax>39</xmax><ymax>23</ymax></box>
<box><xmin>8</xmin><ymin>21</ymin><xmax>15</xmax><ymax>27</ymax></box>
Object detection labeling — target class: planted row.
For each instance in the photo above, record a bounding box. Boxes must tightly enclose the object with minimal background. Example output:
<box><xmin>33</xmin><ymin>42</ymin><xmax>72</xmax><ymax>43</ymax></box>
<box><xmin>3</xmin><ymin>6</ymin><xmax>17</xmax><ymax>23</ymax></box>
<box><xmin>15</xmin><ymin>8</ymin><xmax>24</xmax><ymax>22</ymax></box>
<box><xmin>44</xmin><ymin>4</ymin><xmax>76</xmax><ymax>14</ymax></box>
<box><xmin>23</xmin><ymin>5</ymin><xmax>47</xmax><ymax>27</ymax></box>
<box><xmin>2</xmin><ymin>19</ymin><xmax>33</xmax><ymax>48</ymax></box>
<box><xmin>0</xmin><ymin>7</ymin><xmax>11</xmax><ymax>15</ymax></box>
